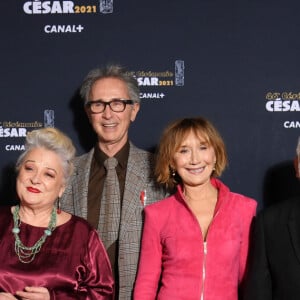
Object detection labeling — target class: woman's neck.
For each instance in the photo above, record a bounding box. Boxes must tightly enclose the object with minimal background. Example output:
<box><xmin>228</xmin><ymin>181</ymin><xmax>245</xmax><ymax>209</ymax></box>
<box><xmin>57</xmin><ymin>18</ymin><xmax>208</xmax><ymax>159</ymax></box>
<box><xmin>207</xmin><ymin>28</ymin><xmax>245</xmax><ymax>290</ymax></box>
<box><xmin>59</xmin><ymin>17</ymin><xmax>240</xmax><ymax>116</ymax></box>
<box><xmin>16</xmin><ymin>205</ymin><xmax>54</xmax><ymax>227</ymax></box>
<box><xmin>183</xmin><ymin>181</ymin><xmax>217</xmax><ymax>203</ymax></box>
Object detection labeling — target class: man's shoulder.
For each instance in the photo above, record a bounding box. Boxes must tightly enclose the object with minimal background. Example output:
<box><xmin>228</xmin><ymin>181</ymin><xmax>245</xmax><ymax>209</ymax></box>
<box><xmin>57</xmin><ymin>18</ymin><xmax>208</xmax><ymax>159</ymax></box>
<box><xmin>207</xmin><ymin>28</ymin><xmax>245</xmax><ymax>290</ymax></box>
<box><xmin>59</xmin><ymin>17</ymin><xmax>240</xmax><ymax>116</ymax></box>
<box><xmin>129</xmin><ymin>142</ymin><xmax>154</xmax><ymax>161</ymax></box>
<box><xmin>74</xmin><ymin>148</ymin><xmax>94</xmax><ymax>165</ymax></box>
<box><xmin>129</xmin><ymin>142</ymin><xmax>152</xmax><ymax>154</ymax></box>
<box><xmin>261</xmin><ymin>197</ymin><xmax>300</xmax><ymax>223</ymax></box>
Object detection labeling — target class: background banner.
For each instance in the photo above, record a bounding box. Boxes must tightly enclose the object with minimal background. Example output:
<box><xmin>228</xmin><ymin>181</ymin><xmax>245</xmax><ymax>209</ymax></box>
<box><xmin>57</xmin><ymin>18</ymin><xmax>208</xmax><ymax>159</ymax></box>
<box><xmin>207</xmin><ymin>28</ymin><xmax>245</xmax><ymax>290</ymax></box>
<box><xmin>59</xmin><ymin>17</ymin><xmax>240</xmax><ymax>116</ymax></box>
<box><xmin>1</xmin><ymin>0</ymin><xmax>300</xmax><ymax>208</ymax></box>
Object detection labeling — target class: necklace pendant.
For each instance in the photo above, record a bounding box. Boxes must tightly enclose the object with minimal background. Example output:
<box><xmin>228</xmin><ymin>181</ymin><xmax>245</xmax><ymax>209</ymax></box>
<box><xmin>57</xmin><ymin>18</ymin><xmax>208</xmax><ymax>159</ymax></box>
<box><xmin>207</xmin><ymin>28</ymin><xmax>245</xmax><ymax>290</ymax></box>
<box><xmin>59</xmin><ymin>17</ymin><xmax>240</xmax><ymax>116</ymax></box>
<box><xmin>12</xmin><ymin>227</ymin><xmax>20</xmax><ymax>234</ymax></box>
<box><xmin>44</xmin><ymin>229</ymin><xmax>52</xmax><ymax>236</ymax></box>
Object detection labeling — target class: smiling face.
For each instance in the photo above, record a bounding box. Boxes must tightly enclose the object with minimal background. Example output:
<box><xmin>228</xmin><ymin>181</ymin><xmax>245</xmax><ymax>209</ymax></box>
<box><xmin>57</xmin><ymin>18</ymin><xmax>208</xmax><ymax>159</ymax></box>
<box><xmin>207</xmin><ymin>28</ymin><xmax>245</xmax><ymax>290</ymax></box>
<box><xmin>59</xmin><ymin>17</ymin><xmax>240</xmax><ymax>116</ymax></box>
<box><xmin>16</xmin><ymin>147</ymin><xmax>66</xmax><ymax>209</ymax></box>
<box><xmin>172</xmin><ymin>131</ymin><xmax>216</xmax><ymax>188</ymax></box>
<box><xmin>85</xmin><ymin>77</ymin><xmax>140</xmax><ymax>154</ymax></box>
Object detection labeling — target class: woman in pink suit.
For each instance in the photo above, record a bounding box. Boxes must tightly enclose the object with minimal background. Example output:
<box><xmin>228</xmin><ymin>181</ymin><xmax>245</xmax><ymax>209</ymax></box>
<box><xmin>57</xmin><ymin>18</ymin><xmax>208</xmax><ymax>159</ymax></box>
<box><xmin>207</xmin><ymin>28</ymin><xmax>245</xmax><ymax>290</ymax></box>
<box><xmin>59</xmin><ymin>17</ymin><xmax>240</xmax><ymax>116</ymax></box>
<box><xmin>134</xmin><ymin>117</ymin><xmax>257</xmax><ymax>300</ymax></box>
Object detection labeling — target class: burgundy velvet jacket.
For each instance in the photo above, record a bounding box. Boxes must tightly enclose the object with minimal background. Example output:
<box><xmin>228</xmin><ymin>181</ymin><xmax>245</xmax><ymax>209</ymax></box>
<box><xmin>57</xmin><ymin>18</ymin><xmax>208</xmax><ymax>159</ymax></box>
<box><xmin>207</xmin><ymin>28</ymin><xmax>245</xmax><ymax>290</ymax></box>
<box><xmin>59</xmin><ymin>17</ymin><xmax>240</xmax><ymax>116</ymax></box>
<box><xmin>0</xmin><ymin>206</ymin><xmax>114</xmax><ymax>299</ymax></box>
<box><xmin>134</xmin><ymin>178</ymin><xmax>257</xmax><ymax>300</ymax></box>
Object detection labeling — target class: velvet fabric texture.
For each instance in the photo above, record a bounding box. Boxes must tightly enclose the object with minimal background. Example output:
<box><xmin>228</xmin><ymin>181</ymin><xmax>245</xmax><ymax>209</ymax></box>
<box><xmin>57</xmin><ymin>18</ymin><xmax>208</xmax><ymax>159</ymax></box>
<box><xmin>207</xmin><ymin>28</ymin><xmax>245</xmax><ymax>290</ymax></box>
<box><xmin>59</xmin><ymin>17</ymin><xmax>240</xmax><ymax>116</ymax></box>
<box><xmin>0</xmin><ymin>206</ymin><xmax>114</xmax><ymax>299</ymax></box>
<box><xmin>134</xmin><ymin>178</ymin><xmax>257</xmax><ymax>300</ymax></box>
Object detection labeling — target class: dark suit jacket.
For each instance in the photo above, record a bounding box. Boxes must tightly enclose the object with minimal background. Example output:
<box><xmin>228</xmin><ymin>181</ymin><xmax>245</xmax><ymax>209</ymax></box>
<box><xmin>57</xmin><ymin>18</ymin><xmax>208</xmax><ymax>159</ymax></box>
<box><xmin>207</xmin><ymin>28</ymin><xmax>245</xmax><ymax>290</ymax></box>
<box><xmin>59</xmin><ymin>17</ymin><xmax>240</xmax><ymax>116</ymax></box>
<box><xmin>243</xmin><ymin>197</ymin><xmax>300</xmax><ymax>300</ymax></box>
<box><xmin>61</xmin><ymin>142</ymin><xmax>167</xmax><ymax>300</ymax></box>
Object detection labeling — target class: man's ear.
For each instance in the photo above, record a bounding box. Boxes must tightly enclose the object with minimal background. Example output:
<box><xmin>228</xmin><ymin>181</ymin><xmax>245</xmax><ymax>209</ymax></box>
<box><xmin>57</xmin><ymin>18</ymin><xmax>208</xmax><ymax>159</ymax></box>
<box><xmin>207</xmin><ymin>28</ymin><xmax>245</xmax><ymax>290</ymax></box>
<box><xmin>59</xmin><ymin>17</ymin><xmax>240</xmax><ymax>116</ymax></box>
<box><xmin>130</xmin><ymin>103</ymin><xmax>140</xmax><ymax>122</ymax></box>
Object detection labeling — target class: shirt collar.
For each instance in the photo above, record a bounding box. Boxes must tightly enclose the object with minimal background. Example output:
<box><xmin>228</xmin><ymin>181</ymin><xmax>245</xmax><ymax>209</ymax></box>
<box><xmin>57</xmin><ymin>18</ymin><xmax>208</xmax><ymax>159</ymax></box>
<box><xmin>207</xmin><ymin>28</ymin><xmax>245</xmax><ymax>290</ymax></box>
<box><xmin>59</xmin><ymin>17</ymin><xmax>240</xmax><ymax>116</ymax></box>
<box><xmin>94</xmin><ymin>141</ymin><xmax>129</xmax><ymax>170</ymax></box>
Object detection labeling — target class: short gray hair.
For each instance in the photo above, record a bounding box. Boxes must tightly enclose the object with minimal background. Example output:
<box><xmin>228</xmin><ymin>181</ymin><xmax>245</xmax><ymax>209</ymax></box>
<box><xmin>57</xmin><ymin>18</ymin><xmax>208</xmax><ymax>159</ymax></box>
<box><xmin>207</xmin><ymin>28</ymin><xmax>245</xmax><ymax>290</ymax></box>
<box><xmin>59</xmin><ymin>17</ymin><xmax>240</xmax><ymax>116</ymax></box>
<box><xmin>80</xmin><ymin>64</ymin><xmax>140</xmax><ymax>105</ymax></box>
<box><xmin>16</xmin><ymin>127</ymin><xmax>76</xmax><ymax>184</ymax></box>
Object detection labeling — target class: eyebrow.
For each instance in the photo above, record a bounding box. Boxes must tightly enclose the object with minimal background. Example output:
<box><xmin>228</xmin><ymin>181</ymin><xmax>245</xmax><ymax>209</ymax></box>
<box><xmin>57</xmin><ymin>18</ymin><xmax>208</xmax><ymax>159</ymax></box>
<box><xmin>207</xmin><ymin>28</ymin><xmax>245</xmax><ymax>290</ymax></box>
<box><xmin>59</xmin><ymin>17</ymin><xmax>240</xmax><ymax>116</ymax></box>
<box><xmin>179</xmin><ymin>140</ymin><xmax>208</xmax><ymax>147</ymax></box>
<box><xmin>24</xmin><ymin>160</ymin><xmax>58</xmax><ymax>174</ymax></box>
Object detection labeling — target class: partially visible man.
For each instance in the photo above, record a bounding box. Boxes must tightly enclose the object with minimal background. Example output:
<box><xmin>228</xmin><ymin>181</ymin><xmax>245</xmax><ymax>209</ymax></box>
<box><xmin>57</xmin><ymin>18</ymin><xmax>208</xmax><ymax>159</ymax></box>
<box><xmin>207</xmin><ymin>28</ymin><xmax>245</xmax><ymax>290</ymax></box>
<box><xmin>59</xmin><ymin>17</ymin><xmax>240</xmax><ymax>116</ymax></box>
<box><xmin>61</xmin><ymin>64</ymin><xmax>166</xmax><ymax>299</ymax></box>
<box><xmin>243</xmin><ymin>137</ymin><xmax>300</xmax><ymax>300</ymax></box>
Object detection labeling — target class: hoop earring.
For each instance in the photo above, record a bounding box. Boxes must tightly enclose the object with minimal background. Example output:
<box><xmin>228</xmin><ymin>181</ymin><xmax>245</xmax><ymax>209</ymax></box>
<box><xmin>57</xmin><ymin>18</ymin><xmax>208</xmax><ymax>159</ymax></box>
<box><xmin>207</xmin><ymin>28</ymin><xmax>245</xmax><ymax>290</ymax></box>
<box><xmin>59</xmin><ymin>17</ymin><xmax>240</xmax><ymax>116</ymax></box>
<box><xmin>57</xmin><ymin>197</ymin><xmax>61</xmax><ymax>214</ymax></box>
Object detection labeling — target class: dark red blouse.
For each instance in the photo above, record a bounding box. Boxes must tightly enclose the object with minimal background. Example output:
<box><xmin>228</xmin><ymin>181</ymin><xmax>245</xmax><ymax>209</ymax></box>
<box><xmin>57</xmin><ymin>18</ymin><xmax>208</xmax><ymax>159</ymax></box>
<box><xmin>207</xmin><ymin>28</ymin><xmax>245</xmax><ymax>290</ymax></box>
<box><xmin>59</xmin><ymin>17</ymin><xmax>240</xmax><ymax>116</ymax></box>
<box><xmin>0</xmin><ymin>206</ymin><xmax>114</xmax><ymax>299</ymax></box>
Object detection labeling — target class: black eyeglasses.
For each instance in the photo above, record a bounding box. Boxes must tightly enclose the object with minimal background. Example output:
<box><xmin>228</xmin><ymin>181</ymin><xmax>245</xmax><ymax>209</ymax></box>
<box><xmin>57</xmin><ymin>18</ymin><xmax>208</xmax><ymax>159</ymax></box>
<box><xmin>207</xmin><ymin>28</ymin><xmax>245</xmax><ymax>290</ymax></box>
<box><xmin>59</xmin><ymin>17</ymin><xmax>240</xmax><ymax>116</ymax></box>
<box><xmin>85</xmin><ymin>99</ymin><xmax>134</xmax><ymax>113</ymax></box>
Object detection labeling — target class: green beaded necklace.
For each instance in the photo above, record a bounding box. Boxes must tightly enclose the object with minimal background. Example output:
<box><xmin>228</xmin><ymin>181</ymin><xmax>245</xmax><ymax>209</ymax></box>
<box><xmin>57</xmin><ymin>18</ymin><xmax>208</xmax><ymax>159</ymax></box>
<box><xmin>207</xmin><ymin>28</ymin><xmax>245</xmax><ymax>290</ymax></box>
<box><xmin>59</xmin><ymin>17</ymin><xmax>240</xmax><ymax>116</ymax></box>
<box><xmin>12</xmin><ymin>205</ymin><xmax>57</xmax><ymax>263</ymax></box>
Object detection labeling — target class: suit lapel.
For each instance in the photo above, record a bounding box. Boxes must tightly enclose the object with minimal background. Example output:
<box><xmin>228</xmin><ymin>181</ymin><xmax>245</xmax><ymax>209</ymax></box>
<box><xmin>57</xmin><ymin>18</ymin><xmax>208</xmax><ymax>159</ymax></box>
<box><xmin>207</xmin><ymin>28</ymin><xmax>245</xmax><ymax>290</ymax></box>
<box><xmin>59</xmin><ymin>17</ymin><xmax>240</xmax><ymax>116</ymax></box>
<box><xmin>288</xmin><ymin>198</ymin><xmax>300</xmax><ymax>264</ymax></box>
<box><xmin>73</xmin><ymin>149</ymin><xmax>94</xmax><ymax>219</ymax></box>
<box><xmin>119</xmin><ymin>144</ymin><xmax>145</xmax><ymax>239</ymax></box>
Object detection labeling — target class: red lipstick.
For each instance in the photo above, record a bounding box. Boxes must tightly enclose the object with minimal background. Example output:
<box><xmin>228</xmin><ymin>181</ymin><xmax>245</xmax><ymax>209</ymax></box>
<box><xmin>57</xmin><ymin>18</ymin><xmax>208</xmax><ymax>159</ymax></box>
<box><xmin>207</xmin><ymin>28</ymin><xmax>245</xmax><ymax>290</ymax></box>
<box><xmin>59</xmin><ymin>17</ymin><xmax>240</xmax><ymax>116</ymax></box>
<box><xmin>27</xmin><ymin>187</ymin><xmax>41</xmax><ymax>193</ymax></box>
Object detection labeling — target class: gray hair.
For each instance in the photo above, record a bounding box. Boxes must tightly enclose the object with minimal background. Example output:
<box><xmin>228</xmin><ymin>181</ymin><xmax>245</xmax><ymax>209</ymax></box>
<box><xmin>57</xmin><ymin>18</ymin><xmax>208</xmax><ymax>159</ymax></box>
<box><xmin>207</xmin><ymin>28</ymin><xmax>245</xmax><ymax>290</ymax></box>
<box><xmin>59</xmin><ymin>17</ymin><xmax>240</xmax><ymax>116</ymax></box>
<box><xmin>16</xmin><ymin>127</ymin><xmax>76</xmax><ymax>184</ymax></box>
<box><xmin>80</xmin><ymin>64</ymin><xmax>140</xmax><ymax>105</ymax></box>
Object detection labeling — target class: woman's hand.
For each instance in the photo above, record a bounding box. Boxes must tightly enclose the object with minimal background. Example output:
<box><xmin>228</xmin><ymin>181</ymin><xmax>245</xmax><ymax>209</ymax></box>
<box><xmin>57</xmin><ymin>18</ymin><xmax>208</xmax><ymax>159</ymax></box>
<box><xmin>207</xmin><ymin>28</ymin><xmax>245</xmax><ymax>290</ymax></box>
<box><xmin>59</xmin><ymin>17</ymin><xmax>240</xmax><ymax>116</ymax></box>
<box><xmin>0</xmin><ymin>293</ymin><xmax>17</xmax><ymax>299</ymax></box>
<box><xmin>15</xmin><ymin>287</ymin><xmax>50</xmax><ymax>300</ymax></box>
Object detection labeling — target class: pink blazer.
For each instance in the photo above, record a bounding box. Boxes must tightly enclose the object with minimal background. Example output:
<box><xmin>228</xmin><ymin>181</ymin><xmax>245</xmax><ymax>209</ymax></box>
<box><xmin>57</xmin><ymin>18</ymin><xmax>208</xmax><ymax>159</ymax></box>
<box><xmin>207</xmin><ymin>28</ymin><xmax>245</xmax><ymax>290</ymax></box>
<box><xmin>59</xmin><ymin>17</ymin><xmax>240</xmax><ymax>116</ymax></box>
<box><xmin>134</xmin><ymin>178</ymin><xmax>257</xmax><ymax>300</ymax></box>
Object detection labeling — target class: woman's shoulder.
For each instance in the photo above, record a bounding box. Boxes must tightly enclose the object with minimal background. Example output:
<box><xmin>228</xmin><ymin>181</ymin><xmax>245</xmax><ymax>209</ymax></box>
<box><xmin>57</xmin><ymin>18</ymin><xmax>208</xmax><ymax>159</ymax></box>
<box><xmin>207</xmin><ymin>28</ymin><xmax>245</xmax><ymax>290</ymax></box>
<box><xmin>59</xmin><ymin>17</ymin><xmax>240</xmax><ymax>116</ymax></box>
<box><xmin>145</xmin><ymin>193</ymin><xmax>178</xmax><ymax>210</ymax></box>
<box><xmin>229</xmin><ymin>192</ymin><xmax>257</xmax><ymax>206</ymax></box>
<box><xmin>63</xmin><ymin>213</ymin><xmax>96</xmax><ymax>234</ymax></box>
<box><xmin>224</xmin><ymin>192</ymin><xmax>257</xmax><ymax>216</ymax></box>
<box><xmin>0</xmin><ymin>205</ymin><xmax>13</xmax><ymax>216</ymax></box>
<box><xmin>0</xmin><ymin>205</ymin><xmax>12</xmax><ymax>211</ymax></box>
<box><xmin>215</xmin><ymin>178</ymin><xmax>257</xmax><ymax>207</ymax></box>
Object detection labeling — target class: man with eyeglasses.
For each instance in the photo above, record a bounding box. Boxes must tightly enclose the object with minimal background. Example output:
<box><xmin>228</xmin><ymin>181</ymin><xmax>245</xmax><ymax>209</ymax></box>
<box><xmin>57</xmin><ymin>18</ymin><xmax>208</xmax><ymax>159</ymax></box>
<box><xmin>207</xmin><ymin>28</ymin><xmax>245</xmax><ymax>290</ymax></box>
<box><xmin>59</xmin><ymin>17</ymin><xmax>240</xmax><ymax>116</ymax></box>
<box><xmin>61</xmin><ymin>64</ymin><xmax>167</xmax><ymax>300</ymax></box>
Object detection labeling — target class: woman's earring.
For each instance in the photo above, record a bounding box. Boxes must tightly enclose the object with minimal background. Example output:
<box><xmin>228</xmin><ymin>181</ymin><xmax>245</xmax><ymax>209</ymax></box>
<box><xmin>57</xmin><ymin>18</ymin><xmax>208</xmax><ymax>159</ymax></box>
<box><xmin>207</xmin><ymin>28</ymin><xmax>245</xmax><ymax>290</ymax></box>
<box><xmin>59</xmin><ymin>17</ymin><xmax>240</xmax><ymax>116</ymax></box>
<box><xmin>57</xmin><ymin>197</ymin><xmax>61</xmax><ymax>214</ymax></box>
<box><xmin>171</xmin><ymin>168</ymin><xmax>176</xmax><ymax>177</ymax></box>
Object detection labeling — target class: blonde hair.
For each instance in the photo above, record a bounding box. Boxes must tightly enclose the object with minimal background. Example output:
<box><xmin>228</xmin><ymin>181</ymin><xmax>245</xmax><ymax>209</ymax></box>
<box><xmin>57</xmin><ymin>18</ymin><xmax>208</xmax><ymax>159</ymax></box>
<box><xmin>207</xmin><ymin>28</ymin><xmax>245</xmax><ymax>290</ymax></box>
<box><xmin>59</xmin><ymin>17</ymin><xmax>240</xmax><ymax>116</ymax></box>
<box><xmin>16</xmin><ymin>127</ymin><xmax>76</xmax><ymax>183</ymax></box>
<box><xmin>155</xmin><ymin>117</ymin><xmax>228</xmax><ymax>190</ymax></box>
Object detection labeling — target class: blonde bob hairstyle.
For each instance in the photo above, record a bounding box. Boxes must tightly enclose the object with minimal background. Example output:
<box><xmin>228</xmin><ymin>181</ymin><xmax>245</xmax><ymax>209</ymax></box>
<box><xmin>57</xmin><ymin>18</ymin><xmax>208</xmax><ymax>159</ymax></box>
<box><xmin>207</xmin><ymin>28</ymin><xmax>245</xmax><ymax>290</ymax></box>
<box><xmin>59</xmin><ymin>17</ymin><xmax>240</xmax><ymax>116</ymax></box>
<box><xmin>155</xmin><ymin>117</ymin><xmax>228</xmax><ymax>190</ymax></box>
<box><xmin>16</xmin><ymin>127</ymin><xmax>76</xmax><ymax>184</ymax></box>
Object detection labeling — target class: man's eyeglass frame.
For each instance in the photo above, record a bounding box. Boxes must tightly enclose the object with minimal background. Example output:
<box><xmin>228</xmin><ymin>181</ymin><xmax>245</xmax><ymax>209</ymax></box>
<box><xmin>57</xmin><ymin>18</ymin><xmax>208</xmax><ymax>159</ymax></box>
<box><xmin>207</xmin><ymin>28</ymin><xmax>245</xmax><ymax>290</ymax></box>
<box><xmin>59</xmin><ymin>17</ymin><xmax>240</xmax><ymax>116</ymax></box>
<box><xmin>85</xmin><ymin>99</ymin><xmax>134</xmax><ymax>113</ymax></box>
